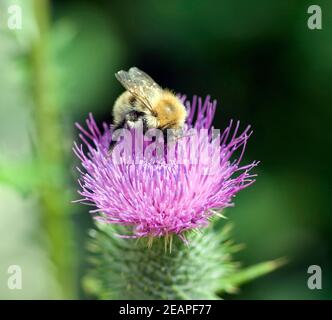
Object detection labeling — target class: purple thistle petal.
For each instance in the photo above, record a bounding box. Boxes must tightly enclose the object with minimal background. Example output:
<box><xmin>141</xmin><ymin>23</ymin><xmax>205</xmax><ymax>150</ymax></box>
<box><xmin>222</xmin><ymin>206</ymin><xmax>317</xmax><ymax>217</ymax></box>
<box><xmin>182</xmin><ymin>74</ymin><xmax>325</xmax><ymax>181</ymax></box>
<box><xmin>73</xmin><ymin>95</ymin><xmax>258</xmax><ymax>238</ymax></box>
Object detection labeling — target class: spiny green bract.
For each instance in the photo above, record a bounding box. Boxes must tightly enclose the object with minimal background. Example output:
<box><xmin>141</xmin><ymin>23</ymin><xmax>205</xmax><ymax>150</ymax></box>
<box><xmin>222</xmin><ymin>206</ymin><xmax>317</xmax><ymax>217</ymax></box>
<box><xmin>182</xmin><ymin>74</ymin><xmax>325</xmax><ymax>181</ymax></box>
<box><xmin>83</xmin><ymin>222</ymin><xmax>243</xmax><ymax>300</ymax></box>
<box><xmin>83</xmin><ymin>222</ymin><xmax>282</xmax><ymax>300</ymax></box>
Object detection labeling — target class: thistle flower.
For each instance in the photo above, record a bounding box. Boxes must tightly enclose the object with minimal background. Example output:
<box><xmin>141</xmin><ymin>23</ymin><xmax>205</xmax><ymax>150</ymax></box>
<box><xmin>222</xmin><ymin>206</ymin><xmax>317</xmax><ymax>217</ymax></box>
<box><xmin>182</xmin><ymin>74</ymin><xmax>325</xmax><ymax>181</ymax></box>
<box><xmin>74</xmin><ymin>95</ymin><xmax>258</xmax><ymax>239</ymax></box>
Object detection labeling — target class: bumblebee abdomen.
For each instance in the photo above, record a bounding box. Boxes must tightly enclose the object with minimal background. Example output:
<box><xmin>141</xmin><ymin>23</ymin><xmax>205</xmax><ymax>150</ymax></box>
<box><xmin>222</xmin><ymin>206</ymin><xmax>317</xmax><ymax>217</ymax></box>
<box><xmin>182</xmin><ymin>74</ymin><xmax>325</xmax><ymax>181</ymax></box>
<box><xmin>154</xmin><ymin>92</ymin><xmax>187</xmax><ymax>129</ymax></box>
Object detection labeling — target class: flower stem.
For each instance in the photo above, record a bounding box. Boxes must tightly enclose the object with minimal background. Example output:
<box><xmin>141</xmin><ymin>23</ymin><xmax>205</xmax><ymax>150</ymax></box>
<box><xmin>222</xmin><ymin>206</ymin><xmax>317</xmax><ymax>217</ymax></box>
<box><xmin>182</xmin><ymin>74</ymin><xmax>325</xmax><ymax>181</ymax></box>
<box><xmin>31</xmin><ymin>0</ymin><xmax>76</xmax><ymax>298</ymax></box>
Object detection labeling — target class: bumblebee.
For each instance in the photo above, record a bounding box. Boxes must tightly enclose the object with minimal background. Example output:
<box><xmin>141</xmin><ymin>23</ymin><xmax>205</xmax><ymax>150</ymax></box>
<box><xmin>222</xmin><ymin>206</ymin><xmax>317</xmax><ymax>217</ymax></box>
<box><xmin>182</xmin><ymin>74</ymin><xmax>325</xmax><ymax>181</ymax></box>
<box><xmin>110</xmin><ymin>67</ymin><xmax>187</xmax><ymax>149</ymax></box>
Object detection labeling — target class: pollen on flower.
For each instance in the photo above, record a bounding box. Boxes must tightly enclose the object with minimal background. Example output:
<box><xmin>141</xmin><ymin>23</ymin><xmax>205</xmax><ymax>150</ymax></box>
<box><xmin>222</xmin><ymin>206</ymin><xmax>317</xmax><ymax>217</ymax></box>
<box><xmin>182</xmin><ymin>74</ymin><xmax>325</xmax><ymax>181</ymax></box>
<box><xmin>73</xmin><ymin>95</ymin><xmax>258</xmax><ymax>240</ymax></box>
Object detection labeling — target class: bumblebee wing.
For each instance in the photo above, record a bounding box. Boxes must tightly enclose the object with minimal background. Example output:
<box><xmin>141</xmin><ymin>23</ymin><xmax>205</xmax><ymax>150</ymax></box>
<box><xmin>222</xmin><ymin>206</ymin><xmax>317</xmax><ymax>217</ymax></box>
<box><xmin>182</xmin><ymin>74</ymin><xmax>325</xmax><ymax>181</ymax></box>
<box><xmin>128</xmin><ymin>67</ymin><xmax>161</xmax><ymax>91</ymax></box>
<box><xmin>115</xmin><ymin>67</ymin><xmax>162</xmax><ymax>112</ymax></box>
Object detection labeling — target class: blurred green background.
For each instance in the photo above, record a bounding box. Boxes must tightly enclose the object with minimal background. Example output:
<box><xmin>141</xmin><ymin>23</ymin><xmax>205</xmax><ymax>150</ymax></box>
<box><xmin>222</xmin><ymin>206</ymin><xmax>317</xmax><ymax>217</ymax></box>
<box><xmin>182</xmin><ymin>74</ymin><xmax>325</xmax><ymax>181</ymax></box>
<box><xmin>0</xmin><ymin>0</ymin><xmax>331</xmax><ymax>299</ymax></box>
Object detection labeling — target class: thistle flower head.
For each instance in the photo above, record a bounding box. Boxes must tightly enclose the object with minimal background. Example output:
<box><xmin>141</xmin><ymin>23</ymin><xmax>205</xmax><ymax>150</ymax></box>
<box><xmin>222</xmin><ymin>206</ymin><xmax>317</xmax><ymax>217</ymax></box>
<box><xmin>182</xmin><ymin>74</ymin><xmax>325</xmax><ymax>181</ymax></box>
<box><xmin>74</xmin><ymin>95</ymin><xmax>258</xmax><ymax>239</ymax></box>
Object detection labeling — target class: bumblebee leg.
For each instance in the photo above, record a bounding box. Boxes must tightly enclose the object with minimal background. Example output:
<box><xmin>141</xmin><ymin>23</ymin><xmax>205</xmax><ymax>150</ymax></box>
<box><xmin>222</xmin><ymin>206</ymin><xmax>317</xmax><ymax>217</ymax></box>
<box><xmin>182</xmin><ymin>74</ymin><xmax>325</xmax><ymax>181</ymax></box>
<box><xmin>163</xmin><ymin>129</ymin><xmax>168</xmax><ymax>147</ymax></box>
<box><xmin>142</xmin><ymin>117</ymin><xmax>149</xmax><ymax>134</ymax></box>
<box><xmin>109</xmin><ymin>120</ymin><xmax>125</xmax><ymax>154</ymax></box>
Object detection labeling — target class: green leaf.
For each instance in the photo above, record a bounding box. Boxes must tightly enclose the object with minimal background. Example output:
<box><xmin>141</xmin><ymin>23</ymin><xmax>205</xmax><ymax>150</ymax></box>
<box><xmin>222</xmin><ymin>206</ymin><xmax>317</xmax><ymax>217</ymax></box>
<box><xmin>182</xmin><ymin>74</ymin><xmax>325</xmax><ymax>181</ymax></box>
<box><xmin>218</xmin><ymin>258</ymin><xmax>287</xmax><ymax>293</ymax></box>
<box><xmin>0</xmin><ymin>159</ymin><xmax>40</xmax><ymax>194</ymax></box>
